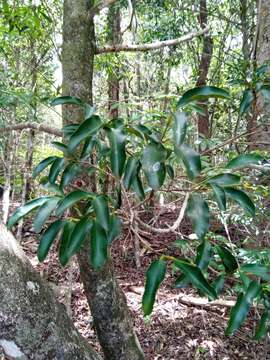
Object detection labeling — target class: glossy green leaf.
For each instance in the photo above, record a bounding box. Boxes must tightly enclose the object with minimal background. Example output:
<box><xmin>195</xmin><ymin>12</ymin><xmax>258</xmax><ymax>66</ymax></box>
<box><xmin>68</xmin><ymin>115</ymin><xmax>102</xmax><ymax>151</ymax></box>
<box><xmin>225</xmin><ymin>187</ymin><xmax>255</xmax><ymax>217</ymax></box>
<box><xmin>62</xmin><ymin>124</ymin><xmax>79</xmax><ymax>137</ymax></box>
<box><xmin>33</xmin><ymin>156</ymin><xmax>58</xmax><ymax>178</ymax></box>
<box><xmin>59</xmin><ymin>221</ymin><xmax>76</xmax><ymax>266</ymax></box>
<box><xmin>195</xmin><ymin>239</ymin><xmax>212</xmax><ymax>271</ymax></box>
<box><xmin>106</xmin><ymin>124</ymin><xmax>127</xmax><ymax>177</ymax></box>
<box><xmin>33</xmin><ymin>197</ymin><xmax>61</xmax><ymax>233</ymax></box>
<box><xmin>177</xmin><ymin>86</ymin><xmax>230</xmax><ymax>108</ymax></box>
<box><xmin>216</xmin><ymin>245</ymin><xmax>238</xmax><ymax>273</ymax></box>
<box><xmin>174</xmin><ymin>259</ymin><xmax>217</xmax><ymax>300</ymax></box>
<box><xmin>174</xmin><ymin>273</ymin><xmax>190</xmax><ymax>288</ymax></box>
<box><xmin>241</xmin><ymin>263</ymin><xmax>270</xmax><ymax>282</ymax></box>
<box><xmin>226</xmin><ymin>154</ymin><xmax>264</xmax><ymax>169</ymax></box>
<box><xmin>166</xmin><ymin>164</ymin><xmax>174</xmax><ymax>179</ymax></box>
<box><xmin>212</xmin><ymin>274</ymin><xmax>225</xmax><ymax>295</ymax></box>
<box><xmin>7</xmin><ymin>197</ymin><xmax>51</xmax><ymax>228</ymax></box>
<box><xmin>50</xmin><ymin>96</ymin><xmax>83</xmax><ymax>106</ymax></box>
<box><xmin>40</xmin><ymin>177</ymin><xmax>64</xmax><ymax>196</ymax></box>
<box><xmin>175</xmin><ymin>144</ymin><xmax>201</xmax><ymax>180</ymax></box>
<box><xmin>37</xmin><ymin>219</ymin><xmax>65</xmax><ymax>262</ymax></box>
<box><xmin>133</xmin><ymin>124</ymin><xmax>159</xmax><ymax>143</ymax></box>
<box><xmin>80</xmin><ymin>137</ymin><xmax>96</xmax><ymax>159</ymax></box>
<box><xmin>207</xmin><ymin>174</ymin><xmax>240</xmax><ymax>187</ymax></box>
<box><xmin>254</xmin><ymin>311</ymin><xmax>270</xmax><ymax>340</ymax></box>
<box><xmin>239</xmin><ymin>89</ymin><xmax>254</xmax><ymax>115</ymax></box>
<box><xmin>63</xmin><ymin>217</ymin><xmax>92</xmax><ymax>262</ymax></box>
<box><xmin>60</xmin><ymin>163</ymin><xmax>81</xmax><ymax>189</ymax></box>
<box><xmin>131</xmin><ymin>174</ymin><xmax>145</xmax><ymax>200</ymax></box>
<box><xmin>226</xmin><ymin>281</ymin><xmax>261</xmax><ymax>335</ymax></box>
<box><xmin>173</xmin><ymin>111</ymin><xmax>187</xmax><ymax>146</ymax></box>
<box><xmin>56</xmin><ymin>190</ymin><xmax>93</xmax><ymax>216</ymax></box>
<box><xmin>48</xmin><ymin>157</ymin><xmax>65</xmax><ymax>183</ymax></box>
<box><xmin>210</xmin><ymin>184</ymin><xmax>226</xmax><ymax>211</ymax></box>
<box><xmin>123</xmin><ymin>157</ymin><xmax>139</xmax><ymax>190</ymax></box>
<box><xmin>260</xmin><ymin>85</ymin><xmax>270</xmax><ymax>102</ymax></box>
<box><xmin>93</xmin><ymin>195</ymin><xmax>110</xmax><ymax>232</ymax></box>
<box><xmin>187</xmin><ymin>194</ymin><xmax>209</xmax><ymax>239</ymax></box>
<box><xmin>51</xmin><ymin>141</ymin><xmax>69</xmax><ymax>154</ymax></box>
<box><xmin>107</xmin><ymin>215</ymin><xmax>122</xmax><ymax>244</ymax></box>
<box><xmin>90</xmin><ymin>221</ymin><xmax>108</xmax><ymax>269</ymax></box>
<box><xmin>142</xmin><ymin>143</ymin><xmax>167</xmax><ymax>190</ymax></box>
<box><xmin>142</xmin><ymin>259</ymin><xmax>167</xmax><ymax>315</ymax></box>
<box><xmin>85</xmin><ymin>104</ymin><xmax>96</xmax><ymax>119</ymax></box>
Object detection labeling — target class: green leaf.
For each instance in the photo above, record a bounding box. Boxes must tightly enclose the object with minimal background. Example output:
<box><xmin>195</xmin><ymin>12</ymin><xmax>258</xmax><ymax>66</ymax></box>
<box><xmin>239</xmin><ymin>89</ymin><xmax>254</xmax><ymax>115</ymax></box>
<box><xmin>216</xmin><ymin>245</ymin><xmax>238</xmax><ymax>273</ymax></box>
<box><xmin>226</xmin><ymin>281</ymin><xmax>261</xmax><ymax>335</ymax></box>
<box><xmin>225</xmin><ymin>187</ymin><xmax>255</xmax><ymax>217</ymax></box>
<box><xmin>68</xmin><ymin>115</ymin><xmax>102</xmax><ymax>151</ymax></box>
<box><xmin>59</xmin><ymin>221</ymin><xmax>76</xmax><ymax>266</ymax></box>
<box><xmin>60</xmin><ymin>163</ymin><xmax>81</xmax><ymax>189</ymax></box>
<box><xmin>85</xmin><ymin>104</ymin><xmax>96</xmax><ymax>119</ymax></box>
<box><xmin>33</xmin><ymin>197</ymin><xmax>61</xmax><ymax>233</ymax></box>
<box><xmin>175</xmin><ymin>273</ymin><xmax>190</xmax><ymax>288</ymax></box>
<box><xmin>175</xmin><ymin>144</ymin><xmax>201</xmax><ymax>180</ymax></box>
<box><xmin>106</xmin><ymin>124</ymin><xmax>127</xmax><ymax>177</ymax></box>
<box><xmin>241</xmin><ymin>263</ymin><xmax>270</xmax><ymax>282</ymax></box>
<box><xmin>207</xmin><ymin>174</ymin><xmax>240</xmax><ymax>187</ymax></box>
<box><xmin>133</xmin><ymin>124</ymin><xmax>159</xmax><ymax>143</ymax></box>
<box><xmin>123</xmin><ymin>157</ymin><xmax>139</xmax><ymax>190</ymax></box>
<box><xmin>212</xmin><ymin>274</ymin><xmax>225</xmax><ymax>295</ymax></box>
<box><xmin>260</xmin><ymin>85</ymin><xmax>270</xmax><ymax>102</ymax></box>
<box><xmin>195</xmin><ymin>239</ymin><xmax>212</xmax><ymax>271</ymax></box>
<box><xmin>7</xmin><ymin>197</ymin><xmax>51</xmax><ymax>228</ymax></box>
<box><xmin>93</xmin><ymin>195</ymin><xmax>110</xmax><ymax>232</ymax></box>
<box><xmin>50</xmin><ymin>96</ymin><xmax>83</xmax><ymax>106</ymax></box>
<box><xmin>48</xmin><ymin>157</ymin><xmax>65</xmax><ymax>183</ymax></box>
<box><xmin>80</xmin><ymin>137</ymin><xmax>96</xmax><ymax>159</ymax></box>
<box><xmin>210</xmin><ymin>184</ymin><xmax>226</xmax><ymax>211</ymax></box>
<box><xmin>37</xmin><ymin>219</ymin><xmax>65</xmax><ymax>262</ymax></box>
<box><xmin>226</xmin><ymin>154</ymin><xmax>264</xmax><ymax>169</ymax></box>
<box><xmin>173</xmin><ymin>111</ymin><xmax>187</xmax><ymax>146</ymax></box>
<box><xmin>90</xmin><ymin>221</ymin><xmax>108</xmax><ymax>269</ymax></box>
<box><xmin>174</xmin><ymin>259</ymin><xmax>217</xmax><ymax>300</ymax></box>
<box><xmin>62</xmin><ymin>124</ymin><xmax>79</xmax><ymax>137</ymax></box>
<box><xmin>131</xmin><ymin>174</ymin><xmax>145</xmax><ymax>200</ymax></box>
<box><xmin>141</xmin><ymin>143</ymin><xmax>167</xmax><ymax>190</ymax></box>
<box><xmin>166</xmin><ymin>164</ymin><xmax>174</xmax><ymax>179</ymax></box>
<box><xmin>142</xmin><ymin>259</ymin><xmax>167</xmax><ymax>315</ymax></box>
<box><xmin>177</xmin><ymin>86</ymin><xmax>230</xmax><ymax>108</ymax></box>
<box><xmin>254</xmin><ymin>311</ymin><xmax>270</xmax><ymax>340</ymax></box>
<box><xmin>33</xmin><ymin>156</ymin><xmax>58</xmax><ymax>178</ymax></box>
<box><xmin>51</xmin><ymin>141</ymin><xmax>69</xmax><ymax>154</ymax></box>
<box><xmin>107</xmin><ymin>215</ymin><xmax>122</xmax><ymax>244</ymax></box>
<box><xmin>187</xmin><ymin>194</ymin><xmax>209</xmax><ymax>239</ymax></box>
<box><xmin>63</xmin><ymin>217</ymin><xmax>92</xmax><ymax>262</ymax></box>
<box><xmin>56</xmin><ymin>190</ymin><xmax>93</xmax><ymax>216</ymax></box>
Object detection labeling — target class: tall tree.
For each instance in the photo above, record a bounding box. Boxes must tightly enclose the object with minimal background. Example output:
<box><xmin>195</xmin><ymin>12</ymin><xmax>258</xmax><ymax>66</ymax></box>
<box><xmin>61</xmin><ymin>1</ymin><xmax>144</xmax><ymax>359</ymax></box>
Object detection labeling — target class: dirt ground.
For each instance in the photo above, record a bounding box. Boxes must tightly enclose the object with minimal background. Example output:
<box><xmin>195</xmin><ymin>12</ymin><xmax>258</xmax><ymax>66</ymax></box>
<box><xmin>16</xmin><ymin>210</ymin><xmax>270</xmax><ymax>360</ymax></box>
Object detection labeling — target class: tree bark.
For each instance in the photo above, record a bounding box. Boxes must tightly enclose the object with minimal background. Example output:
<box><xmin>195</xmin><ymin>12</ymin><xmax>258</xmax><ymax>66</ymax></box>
<box><xmin>0</xmin><ymin>222</ymin><xmax>101</xmax><ymax>360</ymax></box>
<box><xmin>62</xmin><ymin>1</ymin><xmax>144</xmax><ymax>359</ymax></box>
<box><xmin>196</xmin><ymin>0</ymin><xmax>213</xmax><ymax>139</ymax></box>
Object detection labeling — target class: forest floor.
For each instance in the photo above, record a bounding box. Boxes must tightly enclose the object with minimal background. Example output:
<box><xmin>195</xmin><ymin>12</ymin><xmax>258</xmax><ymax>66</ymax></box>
<box><xmin>14</xmin><ymin>207</ymin><xmax>270</xmax><ymax>359</ymax></box>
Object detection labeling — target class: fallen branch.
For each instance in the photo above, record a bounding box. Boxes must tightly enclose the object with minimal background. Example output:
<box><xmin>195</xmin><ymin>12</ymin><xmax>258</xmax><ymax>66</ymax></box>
<box><xmin>96</xmin><ymin>27</ymin><xmax>209</xmax><ymax>54</ymax></box>
<box><xmin>0</xmin><ymin>123</ymin><xmax>62</xmax><ymax>137</ymax></box>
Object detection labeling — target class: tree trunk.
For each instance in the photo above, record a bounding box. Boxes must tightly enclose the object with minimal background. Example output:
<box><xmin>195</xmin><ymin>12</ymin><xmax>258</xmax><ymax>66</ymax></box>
<box><xmin>62</xmin><ymin>1</ymin><xmax>144</xmax><ymax>359</ymax></box>
<box><xmin>196</xmin><ymin>0</ymin><xmax>213</xmax><ymax>139</ymax></box>
<box><xmin>0</xmin><ymin>222</ymin><xmax>101</xmax><ymax>360</ymax></box>
<box><xmin>255</xmin><ymin>0</ymin><xmax>270</xmax><ymax>146</ymax></box>
<box><xmin>107</xmin><ymin>3</ymin><xmax>121</xmax><ymax>119</ymax></box>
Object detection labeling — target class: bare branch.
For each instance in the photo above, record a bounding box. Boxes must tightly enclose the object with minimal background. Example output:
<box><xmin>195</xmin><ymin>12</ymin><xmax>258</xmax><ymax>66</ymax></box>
<box><xmin>0</xmin><ymin>123</ymin><xmax>62</xmax><ymax>137</ymax></box>
<box><xmin>89</xmin><ymin>0</ymin><xmax>118</xmax><ymax>18</ymax></box>
<box><xmin>96</xmin><ymin>27</ymin><xmax>209</xmax><ymax>54</ymax></box>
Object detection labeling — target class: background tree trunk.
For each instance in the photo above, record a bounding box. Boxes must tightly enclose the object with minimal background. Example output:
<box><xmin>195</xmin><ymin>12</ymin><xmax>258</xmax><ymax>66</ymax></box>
<box><xmin>0</xmin><ymin>222</ymin><xmax>101</xmax><ymax>360</ymax></box>
<box><xmin>62</xmin><ymin>1</ymin><xmax>144</xmax><ymax>359</ymax></box>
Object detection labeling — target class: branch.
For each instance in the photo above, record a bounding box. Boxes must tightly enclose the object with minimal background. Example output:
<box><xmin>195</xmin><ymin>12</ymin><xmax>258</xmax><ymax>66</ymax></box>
<box><xmin>89</xmin><ymin>0</ymin><xmax>118</xmax><ymax>18</ymax></box>
<box><xmin>0</xmin><ymin>123</ymin><xmax>62</xmax><ymax>137</ymax></box>
<box><xmin>96</xmin><ymin>27</ymin><xmax>209</xmax><ymax>54</ymax></box>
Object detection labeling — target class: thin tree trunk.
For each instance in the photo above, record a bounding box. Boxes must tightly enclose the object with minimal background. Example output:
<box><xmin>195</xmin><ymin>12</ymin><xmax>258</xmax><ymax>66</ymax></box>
<box><xmin>196</xmin><ymin>0</ymin><xmax>213</xmax><ymax>139</ymax></box>
<box><xmin>62</xmin><ymin>1</ymin><xmax>144</xmax><ymax>359</ymax></box>
<box><xmin>0</xmin><ymin>222</ymin><xmax>101</xmax><ymax>360</ymax></box>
